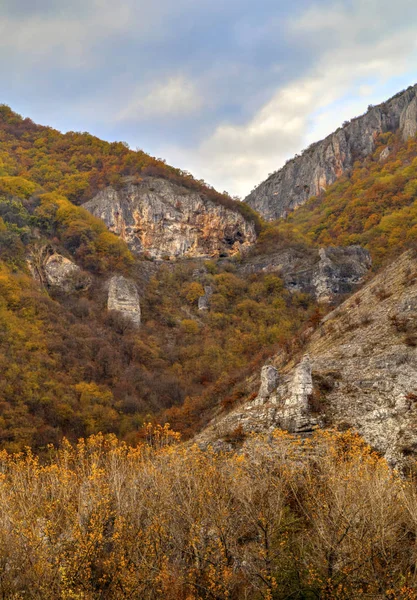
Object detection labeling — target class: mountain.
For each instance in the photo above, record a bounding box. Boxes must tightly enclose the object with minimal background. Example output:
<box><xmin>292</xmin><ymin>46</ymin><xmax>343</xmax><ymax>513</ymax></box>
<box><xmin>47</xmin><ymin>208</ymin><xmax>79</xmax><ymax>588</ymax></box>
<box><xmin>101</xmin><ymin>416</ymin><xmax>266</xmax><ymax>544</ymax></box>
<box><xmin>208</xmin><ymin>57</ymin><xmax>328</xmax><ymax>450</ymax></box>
<box><xmin>245</xmin><ymin>84</ymin><xmax>417</xmax><ymax>220</ymax></box>
<box><xmin>1</xmin><ymin>84</ymin><xmax>417</xmax><ymax>455</ymax></box>
<box><xmin>2</xmin><ymin>87</ymin><xmax>417</xmax><ymax>599</ymax></box>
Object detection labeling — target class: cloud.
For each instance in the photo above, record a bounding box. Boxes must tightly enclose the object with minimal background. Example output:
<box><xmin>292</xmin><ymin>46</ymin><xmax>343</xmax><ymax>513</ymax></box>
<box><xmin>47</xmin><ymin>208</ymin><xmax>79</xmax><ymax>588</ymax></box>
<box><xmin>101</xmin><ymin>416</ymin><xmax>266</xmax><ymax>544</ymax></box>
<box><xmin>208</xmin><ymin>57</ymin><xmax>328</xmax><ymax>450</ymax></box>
<box><xmin>160</xmin><ymin>0</ymin><xmax>417</xmax><ymax>197</ymax></box>
<box><xmin>0</xmin><ymin>1</ymin><xmax>130</xmax><ymax>68</ymax></box>
<box><xmin>117</xmin><ymin>76</ymin><xmax>203</xmax><ymax>120</ymax></box>
<box><xmin>1</xmin><ymin>0</ymin><xmax>417</xmax><ymax>199</ymax></box>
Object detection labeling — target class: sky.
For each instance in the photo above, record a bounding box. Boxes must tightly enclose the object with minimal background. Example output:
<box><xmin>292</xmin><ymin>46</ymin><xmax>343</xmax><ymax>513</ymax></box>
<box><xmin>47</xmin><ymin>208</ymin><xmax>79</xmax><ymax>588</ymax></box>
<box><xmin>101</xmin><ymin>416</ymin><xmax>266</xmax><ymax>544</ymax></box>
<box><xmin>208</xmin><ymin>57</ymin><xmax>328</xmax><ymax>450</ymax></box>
<box><xmin>1</xmin><ymin>0</ymin><xmax>417</xmax><ymax>198</ymax></box>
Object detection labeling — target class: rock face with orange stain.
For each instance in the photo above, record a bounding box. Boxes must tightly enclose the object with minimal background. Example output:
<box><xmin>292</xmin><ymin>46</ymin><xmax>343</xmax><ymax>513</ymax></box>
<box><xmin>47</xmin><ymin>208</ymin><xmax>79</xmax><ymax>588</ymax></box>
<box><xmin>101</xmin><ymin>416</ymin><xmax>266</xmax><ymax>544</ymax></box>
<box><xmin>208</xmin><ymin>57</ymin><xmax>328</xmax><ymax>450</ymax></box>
<box><xmin>245</xmin><ymin>84</ymin><xmax>417</xmax><ymax>220</ymax></box>
<box><xmin>83</xmin><ymin>178</ymin><xmax>256</xmax><ymax>259</ymax></box>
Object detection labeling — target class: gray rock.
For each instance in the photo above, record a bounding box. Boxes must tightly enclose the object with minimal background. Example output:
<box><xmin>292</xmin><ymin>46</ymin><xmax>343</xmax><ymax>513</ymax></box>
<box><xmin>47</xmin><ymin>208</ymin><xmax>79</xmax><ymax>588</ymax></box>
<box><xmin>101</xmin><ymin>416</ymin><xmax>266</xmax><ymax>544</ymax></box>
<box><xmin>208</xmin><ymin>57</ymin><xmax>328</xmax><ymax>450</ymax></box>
<box><xmin>260</xmin><ymin>365</ymin><xmax>280</xmax><ymax>396</ymax></box>
<box><xmin>400</xmin><ymin>96</ymin><xmax>417</xmax><ymax>141</ymax></box>
<box><xmin>28</xmin><ymin>249</ymin><xmax>91</xmax><ymax>293</ymax></box>
<box><xmin>257</xmin><ymin>365</ymin><xmax>279</xmax><ymax>401</ymax></box>
<box><xmin>312</xmin><ymin>246</ymin><xmax>372</xmax><ymax>302</ymax></box>
<box><xmin>83</xmin><ymin>178</ymin><xmax>256</xmax><ymax>259</ymax></box>
<box><xmin>245</xmin><ymin>84</ymin><xmax>417</xmax><ymax>220</ymax></box>
<box><xmin>379</xmin><ymin>146</ymin><xmax>390</xmax><ymax>162</ymax></box>
<box><xmin>43</xmin><ymin>253</ymin><xmax>81</xmax><ymax>290</ymax></box>
<box><xmin>239</xmin><ymin>245</ymin><xmax>371</xmax><ymax>302</ymax></box>
<box><xmin>108</xmin><ymin>275</ymin><xmax>141</xmax><ymax>327</ymax></box>
<box><xmin>286</xmin><ymin>355</ymin><xmax>313</xmax><ymax>410</ymax></box>
<box><xmin>198</xmin><ymin>285</ymin><xmax>213</xmax><ymax>311</ymax></box>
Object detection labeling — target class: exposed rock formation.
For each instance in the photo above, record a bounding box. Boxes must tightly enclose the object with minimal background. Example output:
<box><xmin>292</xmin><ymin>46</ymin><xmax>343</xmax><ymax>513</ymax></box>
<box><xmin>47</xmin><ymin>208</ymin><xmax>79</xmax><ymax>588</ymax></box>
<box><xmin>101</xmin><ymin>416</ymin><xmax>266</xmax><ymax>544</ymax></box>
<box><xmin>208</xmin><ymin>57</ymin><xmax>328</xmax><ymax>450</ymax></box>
<box><xmin>313</xmin><ymin>246</ymin><xmax>371</xmax><ymax>302</ymax></box>
<box><xmin>28</xmin><ymin>247</ymin><xmax>91</xmax><ymax>293</ymax></box>
<box><xmin>197</xmin><ymin>251</ymin><xmax>417</xmax><ymax>467</ymax></box>
<box><xmin>245</xmin><ymin>84</ymin><xmax>417</xmax><ymax>220</ymax></box>
<box><xmin>256</xmin><ymin>365</ymin><xmax>279</xmax><ymax>402</ymax></box>
<box><xmin>107</xmin><ymin>275</ymin><xmax>141</xmax><ymax>327</ymax></box>
<box><xmin>379</xmin><ymin>146</ymin><xmax>390</xmax><ymax>162</ymax></box>
<box><xmin>285</xmin><ymin>355</ymin><xmax>312</xmax><ymax>412</ymax></box>
<box><xmin>83</xmin><ymin>178</ymin><xmax>256</xmax><ymax>259</ymax></box>
<box><xmin>198</xmin><ymin>285</ymin><xmax>213</xmax><ymax>310</ymax></box>
<box><xmin>43</xmin><ymin>254</ymin><xmax>85</xmax><ymax>291</ymax></box>
<box><xmin>239</xmin><ymin>245</ymin><xmax>371</xmax><ymax>302</ymax></box>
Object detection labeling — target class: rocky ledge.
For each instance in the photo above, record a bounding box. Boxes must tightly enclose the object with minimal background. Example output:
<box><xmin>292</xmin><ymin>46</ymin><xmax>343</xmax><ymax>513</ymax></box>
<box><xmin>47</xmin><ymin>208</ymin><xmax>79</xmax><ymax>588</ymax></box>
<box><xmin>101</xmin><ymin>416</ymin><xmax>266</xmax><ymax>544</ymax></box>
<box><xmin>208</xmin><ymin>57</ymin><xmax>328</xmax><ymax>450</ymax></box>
<box><xmin>83</xmin><ymin>178</ymin><xmax>257</xmax><ymax>260</ymax></box>
<box><xmin>239</xmin><ymin>245</ymin><xmax>371</xmax><ymax>302</ymax></box>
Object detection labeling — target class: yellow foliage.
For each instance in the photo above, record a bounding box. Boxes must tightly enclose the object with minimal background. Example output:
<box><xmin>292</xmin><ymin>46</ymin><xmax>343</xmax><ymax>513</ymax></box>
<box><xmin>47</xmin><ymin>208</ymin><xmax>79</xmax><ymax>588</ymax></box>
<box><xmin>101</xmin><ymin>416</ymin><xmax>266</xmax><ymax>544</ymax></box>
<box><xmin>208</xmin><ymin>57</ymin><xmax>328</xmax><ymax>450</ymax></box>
<box><xmin>0</xmin><ymin>430</ymin><xmax>412</xmax><ymax>598</ymax></box>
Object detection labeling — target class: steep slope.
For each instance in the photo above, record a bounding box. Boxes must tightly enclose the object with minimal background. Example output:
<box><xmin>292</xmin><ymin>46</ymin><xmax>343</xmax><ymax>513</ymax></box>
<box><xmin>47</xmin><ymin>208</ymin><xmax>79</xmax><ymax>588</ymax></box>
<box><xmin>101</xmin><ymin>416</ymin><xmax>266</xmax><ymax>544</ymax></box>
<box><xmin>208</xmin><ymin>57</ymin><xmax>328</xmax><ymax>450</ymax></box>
<box><xmin>245</xmin><ymin>84</ymin><xmax>417</xmax><ymax>220</ymax></box>
<box><xmin>83</xmin><ymin>178</ymin><xmax>256</xmax><ymax>259</ymax></box>
<box><xmin>197</xmin><ymin>250</ymin><xmax>417</xmax><ymax>467</ymax></box>
<box><xmin>254</xmin><ymin>128</ymin><xmax>417</xmax><ymax>269</ymax></box>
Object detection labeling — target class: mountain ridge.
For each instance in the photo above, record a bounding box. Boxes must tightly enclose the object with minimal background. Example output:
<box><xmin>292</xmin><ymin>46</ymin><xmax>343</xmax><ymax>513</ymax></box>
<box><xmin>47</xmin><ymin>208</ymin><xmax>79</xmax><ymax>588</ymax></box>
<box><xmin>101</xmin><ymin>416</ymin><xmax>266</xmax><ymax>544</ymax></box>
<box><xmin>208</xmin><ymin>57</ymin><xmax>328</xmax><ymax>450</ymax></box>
<box><xmin>245</xmin><ymin>83</ymin><xmax>417</xmax><ymax>220</ymax></box>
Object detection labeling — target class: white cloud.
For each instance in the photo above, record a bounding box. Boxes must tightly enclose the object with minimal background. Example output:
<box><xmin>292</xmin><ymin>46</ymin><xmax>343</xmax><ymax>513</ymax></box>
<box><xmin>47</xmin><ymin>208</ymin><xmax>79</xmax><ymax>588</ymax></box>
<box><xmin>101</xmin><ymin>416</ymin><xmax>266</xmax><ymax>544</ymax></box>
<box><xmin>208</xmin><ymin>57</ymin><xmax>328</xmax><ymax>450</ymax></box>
<box><xmin>161</xmin><ymin>0</ymin><xmax>417</xmax><ymax>197</ymax></box>
<box><xmin>117</xmin><ymin>76</ymin><xmax>203</xmax><ymax>120</ymax></box>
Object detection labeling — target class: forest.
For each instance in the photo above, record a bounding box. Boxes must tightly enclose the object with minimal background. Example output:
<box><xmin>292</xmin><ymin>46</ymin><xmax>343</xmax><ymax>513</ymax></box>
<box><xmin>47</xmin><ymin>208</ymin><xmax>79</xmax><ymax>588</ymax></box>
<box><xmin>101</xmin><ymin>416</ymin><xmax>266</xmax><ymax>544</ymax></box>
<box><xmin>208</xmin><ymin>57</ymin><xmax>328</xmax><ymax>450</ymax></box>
<box><xmin>2</xmin><ymin>115</ymin><xmax>417</xmax><ymax>449</ymax></box>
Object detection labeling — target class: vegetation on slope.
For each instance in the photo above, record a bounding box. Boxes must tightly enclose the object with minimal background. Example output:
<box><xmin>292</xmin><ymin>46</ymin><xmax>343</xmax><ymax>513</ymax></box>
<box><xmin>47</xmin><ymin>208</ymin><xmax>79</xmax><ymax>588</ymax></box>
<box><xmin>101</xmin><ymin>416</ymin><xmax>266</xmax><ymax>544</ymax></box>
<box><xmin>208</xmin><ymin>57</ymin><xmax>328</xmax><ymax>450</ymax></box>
<box><xmin>257</xmin><ymin>131</ymin><xmax>417</xmax><ymax>267</ymax></box>
<box><xmin>0</xmin><ymin>105</ymin><xmax>261</xmax><ymax>232</ymax></box>
<box><xmin>0</xmin><ymin>428</ymin><xmax>415</xmax><ymax>599</ymax></box>
<box><xmin>0</xmin><ymin>177</ymin><xmax>317</xmax><ymax>450</ymax></box>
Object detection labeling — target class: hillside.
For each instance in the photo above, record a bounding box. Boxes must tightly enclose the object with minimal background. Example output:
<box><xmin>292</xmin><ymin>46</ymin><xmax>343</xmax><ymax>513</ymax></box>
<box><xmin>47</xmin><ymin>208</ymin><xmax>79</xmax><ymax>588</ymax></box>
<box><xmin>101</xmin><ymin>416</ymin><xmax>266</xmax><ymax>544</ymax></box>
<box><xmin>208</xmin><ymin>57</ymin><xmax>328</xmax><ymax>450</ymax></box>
<box><xmin>245</xmin><ymin>84</ymin><xmax>417</xmax><ymax>220</ymax></box>
<box><xmin>2</xmin><ymin>85</ymin><xmax>417</xmax><ymax>599</ymax></box>
<box><xmin>197</xmin><ymin>249</ymin><xmax>417</xmax><ymax>467</ymax></box>
<box><xmin>0</xmin><ymin>105</ymin><xmax>260</xmax><ymax>231</ymax></box>
<box><xmin>0</xmin><ymin>170</ymin><xmax>319</xmax><ymax>450</ymax></box>
<box><xmin>2</xmin><ymin>89</ymin><xmax>417</xmax><ymax>450</ymax></box>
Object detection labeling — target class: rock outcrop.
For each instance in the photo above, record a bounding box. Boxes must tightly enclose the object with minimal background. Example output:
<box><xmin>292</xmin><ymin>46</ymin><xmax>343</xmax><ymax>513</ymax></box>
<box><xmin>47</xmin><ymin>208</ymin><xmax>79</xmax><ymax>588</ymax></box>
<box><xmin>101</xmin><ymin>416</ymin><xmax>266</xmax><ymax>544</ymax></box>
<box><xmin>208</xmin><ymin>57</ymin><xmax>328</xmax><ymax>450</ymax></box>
<box><xmin>239</xmin><ymin>245</ymin><xmax>371</xmax><ymax>302</ymax></box>
<box><xmin>245</xmin><ymin>84</ymin><xmax>417</xmax><ymax>220</ymax></box>
<box><xmin>28</xmin><ymin>247</ymin><xmax>91</xmax><ymax>293</ymax></box>
<box><xmin>312</xmin><ymin>246</ymin><xmax>371</xmax><ymax>302</ymax></box>
<box><xmin>256</xmin><ymin>365</ymin><xmax>279</xmax><ymax>402</ymax></box>
<box><xmin>198</xmin><ymin>285</ymin><xmax>213</xmax><ymax>310</ymax></box>
<box><xmin>107</xmin><ymin>275</ymin><xmax>141</xmax><ymax>327</ymax></box>
<box><xmin>83</xmin><ymin>178</ymin><xmax>256</xmax><ymax>259</ymax></box>
<box><xmin>197</xmin><ymin>251</ymin><xmax>417</xmax><ymax>467</ymax></box>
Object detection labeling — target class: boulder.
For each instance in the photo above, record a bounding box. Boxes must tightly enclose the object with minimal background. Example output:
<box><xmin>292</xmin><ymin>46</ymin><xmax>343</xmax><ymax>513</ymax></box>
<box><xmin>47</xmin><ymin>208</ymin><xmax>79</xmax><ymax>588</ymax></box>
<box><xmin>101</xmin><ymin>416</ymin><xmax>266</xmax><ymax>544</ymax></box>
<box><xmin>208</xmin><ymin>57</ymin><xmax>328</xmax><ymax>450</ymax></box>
<box><xmin>44</xmin><ymin>253</ymin><xmax>91</xmax><ymax>292</ymax></box>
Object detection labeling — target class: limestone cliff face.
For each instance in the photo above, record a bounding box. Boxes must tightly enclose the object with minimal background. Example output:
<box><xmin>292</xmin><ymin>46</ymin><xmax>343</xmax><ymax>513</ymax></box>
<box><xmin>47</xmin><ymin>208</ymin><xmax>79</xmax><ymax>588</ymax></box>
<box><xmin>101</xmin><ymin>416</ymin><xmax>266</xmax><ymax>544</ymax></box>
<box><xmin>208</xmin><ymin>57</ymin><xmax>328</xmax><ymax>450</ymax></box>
<box><xmin>245</xmin><ymin>84</ymin><xmax>417</xmax><ymax>220</ymax></box>
<box><xmin>238</xmin><ymin>245</ymin><xmax>371</xmax><ymax>302</ymax></box>
<box><xmin>197</xmin><ymin>251</ymin><xmax>417</xmax><ymax>467</ymax></box>
<box><xmin>83</xmin><ymin>178</ymin><xmax>256</xmax><ymax>259</ymax></box>
<box><xmin>107</xmin><ymin>275</ymin><xmax>141</xmax><ymax>327</ymax></box>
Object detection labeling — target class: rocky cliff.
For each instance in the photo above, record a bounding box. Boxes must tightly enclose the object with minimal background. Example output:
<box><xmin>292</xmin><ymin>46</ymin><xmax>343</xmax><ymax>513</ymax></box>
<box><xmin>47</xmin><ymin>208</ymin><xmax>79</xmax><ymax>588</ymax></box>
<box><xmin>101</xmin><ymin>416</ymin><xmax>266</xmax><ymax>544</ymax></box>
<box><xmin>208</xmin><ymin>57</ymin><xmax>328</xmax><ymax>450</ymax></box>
<box><xmin>83</xmin><ymin>178</ymin><xmax>257</xmax><ymax>259</ymax></box>
<box><xmin>197</xmin><ymin>250</ymin><xmax>417</xmax><ymax>467</ymax></box>
<box><xmin>238</xmin><ymin>245</ymin><xmax>371</xmax><ymax>302</ymax></box>
<box><xmin>245</xmin><ymin>84</ymin><xmax>417</xmax><ymax>220</ymax></box>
